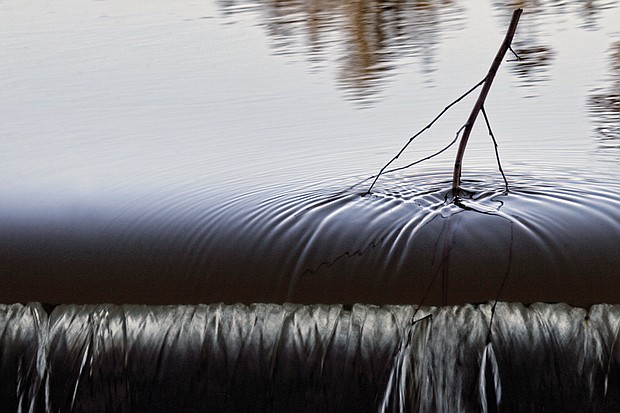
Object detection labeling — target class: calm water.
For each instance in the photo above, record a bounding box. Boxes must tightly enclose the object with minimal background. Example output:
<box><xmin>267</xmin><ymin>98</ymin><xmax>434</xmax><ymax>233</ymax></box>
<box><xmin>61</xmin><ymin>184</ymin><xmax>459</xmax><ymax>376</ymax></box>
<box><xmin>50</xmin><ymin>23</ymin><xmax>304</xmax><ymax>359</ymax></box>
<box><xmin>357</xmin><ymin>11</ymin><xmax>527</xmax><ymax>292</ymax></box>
<box><xmin>1</xmin><ymin>0</ymin><xmax>620</xmax><ymax>305</ymax></box>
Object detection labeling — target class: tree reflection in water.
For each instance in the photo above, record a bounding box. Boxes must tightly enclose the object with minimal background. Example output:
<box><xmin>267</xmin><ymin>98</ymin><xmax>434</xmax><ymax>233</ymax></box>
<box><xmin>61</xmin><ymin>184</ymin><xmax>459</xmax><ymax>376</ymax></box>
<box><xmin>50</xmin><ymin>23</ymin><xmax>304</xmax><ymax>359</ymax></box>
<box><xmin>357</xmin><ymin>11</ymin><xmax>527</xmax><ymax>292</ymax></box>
<box><xmin>589</xmin><ymin>41</ymin><xmax>620</xmax><ymax>152</ymax></box>
<box><xmin>218</xmin><ymin>0</ymin><xmax>464</xmax><ymax>103</ymax></box>
<box><xmin>492</xmin><ymin>1</ymin><xmax>613</xmax><ymax>94</ymax></box>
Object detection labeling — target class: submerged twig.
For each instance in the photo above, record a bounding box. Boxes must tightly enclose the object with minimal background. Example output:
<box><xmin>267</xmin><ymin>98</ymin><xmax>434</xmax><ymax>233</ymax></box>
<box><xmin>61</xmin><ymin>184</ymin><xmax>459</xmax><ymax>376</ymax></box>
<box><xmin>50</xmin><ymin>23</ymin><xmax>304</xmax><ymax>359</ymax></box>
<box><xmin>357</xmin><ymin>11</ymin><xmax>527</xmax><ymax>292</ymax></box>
<box><xmin>451</xmin><ymin>9</ymin><xmax>522</xmax><ymax>194</ymax></box>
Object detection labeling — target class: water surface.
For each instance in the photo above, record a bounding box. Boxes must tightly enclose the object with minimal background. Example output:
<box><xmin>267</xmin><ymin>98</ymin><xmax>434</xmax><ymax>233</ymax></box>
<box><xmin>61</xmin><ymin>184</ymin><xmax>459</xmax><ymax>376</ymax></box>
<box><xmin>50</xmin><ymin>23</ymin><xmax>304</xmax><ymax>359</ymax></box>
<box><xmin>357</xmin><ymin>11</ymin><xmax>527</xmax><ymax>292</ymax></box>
<box><xmin>0</xmin><ymin>0</ymin><xmax>619</xmax><ymax>305</ymax></box>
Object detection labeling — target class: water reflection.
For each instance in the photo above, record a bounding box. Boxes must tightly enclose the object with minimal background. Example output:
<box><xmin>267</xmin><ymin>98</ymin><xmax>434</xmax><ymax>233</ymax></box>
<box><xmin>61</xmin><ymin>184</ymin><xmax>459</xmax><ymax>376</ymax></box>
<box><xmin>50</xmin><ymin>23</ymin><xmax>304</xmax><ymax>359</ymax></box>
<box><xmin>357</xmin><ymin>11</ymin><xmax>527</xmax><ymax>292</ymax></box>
<box><xmin>218</xmin><ymin>0</ymin><xmax>617</xmax><ymax>101</ymax></box>
<box><xmin>335</xmin><ymin>0</ymin><xmax>464</xmax><ymax>102</ymax></box>
<box><xmin>490</xmin><ymin>2</ymin><xmax>563</xmax><ymax>92</ymax></box>
<box><xmin>575</xmin><ymin>0</ymin><xmax>618</xmax><ymax>29</ymax></box>
<box><xmin>507</xmin><ymin>42</ymin><xmax>555</xmax><ymax>91</ymax></box>
<box><xmin>3</xmin><ymin>172</ymin><xmax>619</xmax><ymax>306</ymax></box>
<box><xmin>219</xmin><ymin>0</ymin><xmax>464</xmax><ymax>102</ymax></box>
<box><xmin>494</xmin><ymin>0</ymin><xmax>617</xmax><ymax>29</ymax></box>
<box><xmin>479</xmin><ymin>2</ymin><xmax>616</xmax><ymax>93</ymax></box>
<box><xmin>589</xmin><ymin>40</ymin><xmax>620</xmax><ymax>152</ymax></box>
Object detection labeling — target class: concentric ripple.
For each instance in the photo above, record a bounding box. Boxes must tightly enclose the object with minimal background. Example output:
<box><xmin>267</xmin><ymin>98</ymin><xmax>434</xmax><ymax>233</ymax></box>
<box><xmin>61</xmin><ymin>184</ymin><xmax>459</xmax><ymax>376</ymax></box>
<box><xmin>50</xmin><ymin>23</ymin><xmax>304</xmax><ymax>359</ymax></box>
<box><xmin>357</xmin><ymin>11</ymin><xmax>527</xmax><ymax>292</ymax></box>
<box><xmin>1</xmin><ymin>171</ymin><xmax>619</xmax><ymax>306</ymax></box>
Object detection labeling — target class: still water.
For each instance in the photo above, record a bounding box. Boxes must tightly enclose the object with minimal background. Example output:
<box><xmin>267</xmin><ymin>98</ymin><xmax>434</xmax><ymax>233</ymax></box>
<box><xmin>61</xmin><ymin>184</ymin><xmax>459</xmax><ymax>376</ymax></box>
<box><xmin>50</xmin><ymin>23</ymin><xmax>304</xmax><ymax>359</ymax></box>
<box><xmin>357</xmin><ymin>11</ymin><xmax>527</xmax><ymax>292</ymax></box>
<box><xmin>1</xmin><ymin>0</ymin><xmax>620</xmax><ymax>304</ymax></box>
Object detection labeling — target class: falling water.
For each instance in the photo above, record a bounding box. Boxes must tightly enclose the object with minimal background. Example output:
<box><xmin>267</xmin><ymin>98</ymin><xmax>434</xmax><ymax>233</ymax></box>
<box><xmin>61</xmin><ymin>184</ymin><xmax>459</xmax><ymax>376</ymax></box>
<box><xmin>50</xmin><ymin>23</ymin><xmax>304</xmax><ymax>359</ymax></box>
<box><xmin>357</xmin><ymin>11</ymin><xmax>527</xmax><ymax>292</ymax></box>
<box><xmin>3</xmin><ymin>302</ymin><xmax>620</xmax><ymax>412</ymax></box>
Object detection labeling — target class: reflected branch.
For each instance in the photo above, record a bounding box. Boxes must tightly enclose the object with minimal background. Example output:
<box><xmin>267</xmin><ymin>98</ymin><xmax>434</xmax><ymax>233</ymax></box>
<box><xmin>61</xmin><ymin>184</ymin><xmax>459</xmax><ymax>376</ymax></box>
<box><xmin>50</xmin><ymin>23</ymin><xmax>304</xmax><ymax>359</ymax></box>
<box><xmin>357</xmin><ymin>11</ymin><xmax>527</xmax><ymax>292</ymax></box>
<box><xmin>451</xmin><ymin>9</ymin><xmax>522</xmax><ymax>194</ymax></box>
<box><xmin>589</xmin><ymin>40</ymin><xmax>620</xmax><ymax>150</ymax></box>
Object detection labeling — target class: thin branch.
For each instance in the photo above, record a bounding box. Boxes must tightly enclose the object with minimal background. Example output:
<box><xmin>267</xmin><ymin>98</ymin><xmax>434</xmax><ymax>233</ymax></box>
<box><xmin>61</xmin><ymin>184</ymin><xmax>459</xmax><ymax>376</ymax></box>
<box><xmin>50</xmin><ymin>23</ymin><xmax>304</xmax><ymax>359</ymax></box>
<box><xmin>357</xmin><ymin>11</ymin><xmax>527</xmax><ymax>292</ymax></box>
<box><xmin>365</xmin><ymin>78</ymin><xmax>485</xmax><ymax>195</ymax></box>
<box><xmin>451</xmin><ymin>9</ymin><xmax>522</xmax><ymax>194</ymax></box>
<box><xmin>382</xmin><ymin>124</ymin><xmax>466</xmax><ymax>176</ymax></box>
<box><xmin>508</xmin><ymin>45</ymin><xmax>522</xmax><ymax>61</ymax></box>
<box><xmin>481</xmin><ymin>106</ymin><xmax>509</xmax><ymax>191</ymax></box>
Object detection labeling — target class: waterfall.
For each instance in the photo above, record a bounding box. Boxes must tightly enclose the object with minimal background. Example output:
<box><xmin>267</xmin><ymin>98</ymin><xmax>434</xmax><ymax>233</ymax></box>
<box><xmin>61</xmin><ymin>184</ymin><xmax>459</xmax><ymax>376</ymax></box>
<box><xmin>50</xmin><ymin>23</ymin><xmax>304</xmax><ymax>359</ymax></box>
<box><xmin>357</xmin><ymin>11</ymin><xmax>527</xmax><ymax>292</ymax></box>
<box><xmin>2</xmin><ymin>302</ymin><xmax>620</xmax><ymax>412</ymax></box>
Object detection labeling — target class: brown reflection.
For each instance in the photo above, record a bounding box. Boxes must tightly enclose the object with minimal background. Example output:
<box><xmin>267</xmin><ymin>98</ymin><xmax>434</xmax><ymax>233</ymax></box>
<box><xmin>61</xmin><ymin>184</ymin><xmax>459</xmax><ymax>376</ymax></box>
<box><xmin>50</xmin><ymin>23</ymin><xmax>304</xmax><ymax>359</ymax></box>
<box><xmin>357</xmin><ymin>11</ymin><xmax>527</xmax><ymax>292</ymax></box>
<box><xmin>492</xmin><ymin>1</ymin><xmax>615</xmax><ymax>93</ymax></box>
<box><xmin>575</xmin><ymin>0</ymin><xmax>618</xmax><ymax>29</ymax></box>
<box><xmin>219</xmin><ymin>0</ymin><xmax>464</xmax><ymax>103</ymax></box>
<box><xmin>491</xmin><ymin>2</ymin><xmax>558</xmax><ymax>93</ymax></box>
<box><xmin>589</xmin><ymin>41</ymin><xmax>620</xmax><ymax>150</ymax></box>
<box><xmin>218</xmin><ymin>0</ymin><xmax>617</xmax><ymax>103</ymax></box>
<box><xmin>509</xmin><ymin>43</ymin><xmax>554</xmax><ymax>88</ymax></box>
<box><xmin>494</xmin><ymin>0</ymin><xmax>616</xmax><ymax>28</ymax></box>
<box><xmin>336</xmin><ymin>0</ymin><xmax>464</xmax><ymax>102</ymax></box>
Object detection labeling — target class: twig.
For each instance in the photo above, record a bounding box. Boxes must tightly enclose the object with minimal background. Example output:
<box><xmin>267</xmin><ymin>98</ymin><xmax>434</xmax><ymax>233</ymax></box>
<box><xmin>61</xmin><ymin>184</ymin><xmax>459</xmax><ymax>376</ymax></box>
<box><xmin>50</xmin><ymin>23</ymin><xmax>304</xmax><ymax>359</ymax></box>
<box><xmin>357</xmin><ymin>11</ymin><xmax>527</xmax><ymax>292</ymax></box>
<box><xmin>508</xmin><ymin>46</ymin><xmax>522</xmax><ymax>61</ymax></box>
<box><xmin>451</xmin><ymin>9</ymin><xmax>522</xmax><ymax>195</ymax></box>
<box><xmin>381</xmin><ymin>124</ymin><xmax>466</xmax><ymax>176</ymax></box>
<box><xmin>365</xmin><ymin>79</ymin><xmax>485</xmax><ymax>195</ymax></box>
<box><xmin>481</xmin><ymin>106</ymin><xmax>509</xmax><ymax>191</ymax></box>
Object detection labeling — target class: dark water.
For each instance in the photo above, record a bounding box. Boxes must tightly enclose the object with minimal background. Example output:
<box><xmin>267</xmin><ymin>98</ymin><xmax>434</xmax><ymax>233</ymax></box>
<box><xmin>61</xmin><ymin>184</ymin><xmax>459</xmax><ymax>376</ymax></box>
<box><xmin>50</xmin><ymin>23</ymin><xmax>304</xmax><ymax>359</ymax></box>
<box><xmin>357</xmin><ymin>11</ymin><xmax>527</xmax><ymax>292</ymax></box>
<box><xmin>3</xmin><ymin>302</ymin><xmax>620</xmax><ymax>412</ymax></box>
<box><xmin>3</xmin><ymin>172</ymin><xmax>620</xmax><ymax>306</ymax></box>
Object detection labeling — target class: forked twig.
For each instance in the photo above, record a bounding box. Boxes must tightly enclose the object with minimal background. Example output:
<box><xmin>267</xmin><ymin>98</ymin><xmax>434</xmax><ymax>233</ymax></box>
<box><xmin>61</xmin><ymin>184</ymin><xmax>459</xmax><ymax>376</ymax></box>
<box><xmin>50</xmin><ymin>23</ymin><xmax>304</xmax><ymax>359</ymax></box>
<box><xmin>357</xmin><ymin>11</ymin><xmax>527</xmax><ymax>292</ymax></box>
<box><xmin>365</xmin><ymin>9</ymin><xmax>523</xmax><ymax>196</ymax></box>
<box><xmin>451</xmin><ymin>9</ymin><xmax>522</xmax><ymax>194</ymax></box>
<box><xmin>508</xmin><ymin>45</ymin><xmax>522</xmax><ymax>61</ymax></box>
<box><xmin>365</xmin><ymin>79</ymin><xmax>485</xmax><ymax>195</ymax></box>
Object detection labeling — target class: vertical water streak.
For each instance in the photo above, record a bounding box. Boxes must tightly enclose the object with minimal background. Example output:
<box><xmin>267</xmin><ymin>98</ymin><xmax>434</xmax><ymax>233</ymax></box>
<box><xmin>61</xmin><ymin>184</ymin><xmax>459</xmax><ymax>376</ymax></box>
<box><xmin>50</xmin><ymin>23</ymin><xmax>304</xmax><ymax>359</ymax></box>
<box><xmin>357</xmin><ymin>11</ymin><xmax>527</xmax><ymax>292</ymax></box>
<box><xmin>0</xmin><ymin>303</ymin><xmax>49</xmax><ymax>413</ymax></box>
<box><xmin>380</xmin><ymin>309</ymin><xmax>432</xmax><ymax>413</ymax></box>
<box><xmin>4</xmin><ymin>303</ymin><xmax>620</xmax><ymax>411</ymax></box>
<box><xmin>479</xmin><ymin>342</ymin><xmax>501</xmax><ymax>413</ymax></box>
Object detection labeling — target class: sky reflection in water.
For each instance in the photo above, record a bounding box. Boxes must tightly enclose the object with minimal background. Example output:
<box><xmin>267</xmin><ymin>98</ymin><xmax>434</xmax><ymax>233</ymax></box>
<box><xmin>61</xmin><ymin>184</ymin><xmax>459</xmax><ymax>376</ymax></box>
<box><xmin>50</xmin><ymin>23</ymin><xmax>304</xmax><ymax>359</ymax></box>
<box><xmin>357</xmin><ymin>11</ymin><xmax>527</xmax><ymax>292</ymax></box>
<box><xmin>1</xmin><ymin>0</ymin><xmax>618</xmax><ymax>195</ymax></box>
<box><xmin>212</xmin><ymin>0</ymin><xmax>620</xmax><ymax>177</ymax></box>
<box><xmin>218</xmin><ymin>0</ymin><xmax>619</xmax><ymax>110</ymax></box>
